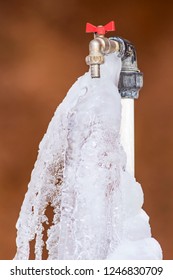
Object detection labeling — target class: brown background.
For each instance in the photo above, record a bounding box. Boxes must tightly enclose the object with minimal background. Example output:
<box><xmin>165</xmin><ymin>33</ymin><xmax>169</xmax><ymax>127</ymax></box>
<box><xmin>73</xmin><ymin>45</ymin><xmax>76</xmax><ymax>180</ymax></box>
<box><xmin>0</xmin><ymin>0</ymin><xmax>172</xmax><ymax>259</ymax></box>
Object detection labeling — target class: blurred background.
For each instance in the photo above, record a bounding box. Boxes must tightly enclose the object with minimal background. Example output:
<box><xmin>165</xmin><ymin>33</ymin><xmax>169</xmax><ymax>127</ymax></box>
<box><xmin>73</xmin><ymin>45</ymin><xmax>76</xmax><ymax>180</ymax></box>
<box><xmin>0</xmin><ymin>0</ymin><xmax>172</xmax><ymax>259</ymax></box>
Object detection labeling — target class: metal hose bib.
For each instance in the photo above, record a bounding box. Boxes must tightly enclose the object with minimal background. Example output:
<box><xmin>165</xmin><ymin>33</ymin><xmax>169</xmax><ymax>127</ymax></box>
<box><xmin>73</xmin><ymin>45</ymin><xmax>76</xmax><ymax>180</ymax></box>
<box><xmin>85</xmin><ymin>21</ymin><xmax>143</xmax><ymax>98</ymax></box>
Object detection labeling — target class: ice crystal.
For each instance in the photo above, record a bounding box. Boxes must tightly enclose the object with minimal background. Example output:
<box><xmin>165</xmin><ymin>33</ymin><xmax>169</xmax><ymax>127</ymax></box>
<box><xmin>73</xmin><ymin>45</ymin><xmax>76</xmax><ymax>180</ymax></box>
<box><xmin>14</xmin><ymin>54</ymin><xmax>162</xmax><ymax>260</ymax></box>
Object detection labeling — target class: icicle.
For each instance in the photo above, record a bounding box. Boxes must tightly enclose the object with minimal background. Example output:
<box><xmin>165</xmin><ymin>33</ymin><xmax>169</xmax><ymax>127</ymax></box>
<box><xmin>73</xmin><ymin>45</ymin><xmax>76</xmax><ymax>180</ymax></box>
<box><xmin>14</xmin><ymin>53</ymin><xmax>162</xmax><ymax>260</ymax></box>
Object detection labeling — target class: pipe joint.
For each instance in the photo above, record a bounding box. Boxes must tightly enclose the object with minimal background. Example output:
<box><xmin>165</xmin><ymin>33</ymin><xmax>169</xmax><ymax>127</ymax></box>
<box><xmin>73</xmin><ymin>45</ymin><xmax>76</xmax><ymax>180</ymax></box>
<box><xmin>110</xmin><ymin>37</ymin><xmax>143</xmax><ymax>99</ymax></box>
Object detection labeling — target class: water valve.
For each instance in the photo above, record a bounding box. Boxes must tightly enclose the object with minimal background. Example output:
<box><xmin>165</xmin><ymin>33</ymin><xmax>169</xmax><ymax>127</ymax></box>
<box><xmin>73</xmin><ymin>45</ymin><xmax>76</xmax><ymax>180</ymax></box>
<box><xmin>85</xmin><ymin>21</ymin><xmax>143</xmax><ymax>98</ymax></box>
<box><xmin>85</xmin><ymin>21</ymin><xmax>119</xmax><ymax>78</ymax></box>
<box><xmin>86</xmin><ymin>21</ymin><xmax>115</xmax><ymax>35</ymax></box>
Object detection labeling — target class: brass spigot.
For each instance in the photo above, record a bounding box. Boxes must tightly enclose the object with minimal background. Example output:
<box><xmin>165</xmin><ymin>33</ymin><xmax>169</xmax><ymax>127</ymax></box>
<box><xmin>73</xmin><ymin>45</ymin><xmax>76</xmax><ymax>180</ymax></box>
<box><xmin>85</xmin><ymin>21</ymin><xmax>119</xmax><ymax>78</ymax></box>
<box><xmin>85</xmin><ymin>21</ymin><xmax>143</xmax><ymax>98</ymax></box>
<box><xmin>85</xmin><ymin>38</ymin><xmax>105</xmax><ymax>78</ymax></box>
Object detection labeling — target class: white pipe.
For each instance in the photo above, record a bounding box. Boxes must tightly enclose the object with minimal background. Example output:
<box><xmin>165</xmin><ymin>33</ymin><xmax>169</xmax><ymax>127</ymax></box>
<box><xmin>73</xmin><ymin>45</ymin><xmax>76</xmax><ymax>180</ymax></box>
<box><xmin>120</xmin><ymin>99</ymin><xmax>135</xmax><ymax>176</ymax></box>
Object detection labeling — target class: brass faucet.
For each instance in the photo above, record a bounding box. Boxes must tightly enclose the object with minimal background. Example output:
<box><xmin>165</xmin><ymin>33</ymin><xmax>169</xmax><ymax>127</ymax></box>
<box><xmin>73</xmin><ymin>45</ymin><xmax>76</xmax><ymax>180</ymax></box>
<box><xmin>85</xmin><ymin>21</ymin><xmax>143</xmax><ymax>99</ymax></box>
<box><xmin>85</xmin><ymin>21</ymin><xmax>119</xmax><ymax>78</ymax></box>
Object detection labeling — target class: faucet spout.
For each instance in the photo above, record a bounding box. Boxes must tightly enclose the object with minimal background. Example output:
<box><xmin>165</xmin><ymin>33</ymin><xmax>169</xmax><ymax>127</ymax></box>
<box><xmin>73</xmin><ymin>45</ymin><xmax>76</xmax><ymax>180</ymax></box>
<box><xmin>85</xmin><ymin>38</ymin><xmax>104</xmax><ymax>78</ymax></box>
<box><xmin>86</xmin><ymin>36</ymin><xmax>119</xmax><ymax>78</ymax></box>
<box><xmin>85</xmin><ymin>26</ymin><xmax>119</xmax><ymax>78</ymax></box>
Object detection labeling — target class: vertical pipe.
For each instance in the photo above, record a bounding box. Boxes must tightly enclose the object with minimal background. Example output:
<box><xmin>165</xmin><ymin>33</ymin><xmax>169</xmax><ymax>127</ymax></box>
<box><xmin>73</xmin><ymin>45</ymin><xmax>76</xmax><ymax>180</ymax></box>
<box><xmin>120</xmin><ymin>99</ymin><xmax>134</xmax><ymax>177</ymax></box>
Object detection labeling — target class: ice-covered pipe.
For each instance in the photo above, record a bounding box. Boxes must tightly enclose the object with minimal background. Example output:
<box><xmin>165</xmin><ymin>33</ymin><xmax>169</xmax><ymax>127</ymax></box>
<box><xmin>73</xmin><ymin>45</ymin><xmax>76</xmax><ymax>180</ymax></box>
<box><xmin>86</xmin><ymin>22</ymin><xmax>143</xmax><ymax>176</ymax></box>
<box><xmin>113</xmin><ymin>37</ymin><xmax>143</xmax><ymax>176</ymax></box>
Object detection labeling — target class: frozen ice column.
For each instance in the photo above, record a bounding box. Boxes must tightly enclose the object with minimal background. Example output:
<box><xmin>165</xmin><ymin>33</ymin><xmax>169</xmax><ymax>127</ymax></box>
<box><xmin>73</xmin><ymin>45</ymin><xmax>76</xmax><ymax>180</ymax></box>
<box><xmin>14</xmin><ymin>22</ymin><xmax>162</xmax><ymax>260</ymax></box>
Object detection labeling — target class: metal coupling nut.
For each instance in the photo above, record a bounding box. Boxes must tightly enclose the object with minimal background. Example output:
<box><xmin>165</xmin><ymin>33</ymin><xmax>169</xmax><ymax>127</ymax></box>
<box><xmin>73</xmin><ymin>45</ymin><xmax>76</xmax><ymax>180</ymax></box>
<box><xmin>118</xmin><ymin>71</ymin><xmax>143</xmax><ymax>99</ymax></box>
<box><xmin>85</xmin><ymin>55</ymin><xmax>104</xmax><ymax>78</ymax></box>
<box><xmin>85</xmin><ymin>55</ymin><xmax>104</xmax><ymax>65</ymax></box>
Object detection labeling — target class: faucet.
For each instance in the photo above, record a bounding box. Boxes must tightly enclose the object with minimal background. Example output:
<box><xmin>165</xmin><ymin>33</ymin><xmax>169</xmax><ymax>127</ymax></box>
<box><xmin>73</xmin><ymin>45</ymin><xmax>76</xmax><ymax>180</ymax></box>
<box><xmin>85</xmin><ymin>21</ymin><xmax>119</xmax><ymax>78</ymax></box>
<box><xmin>85</xmin><ymin>21</ymin><xmax>143</xmax><ymax>98</ymax></box>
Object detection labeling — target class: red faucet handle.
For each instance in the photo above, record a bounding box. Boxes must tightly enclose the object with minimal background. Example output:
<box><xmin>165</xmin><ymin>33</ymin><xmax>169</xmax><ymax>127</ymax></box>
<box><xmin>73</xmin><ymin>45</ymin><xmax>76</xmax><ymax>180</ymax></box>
<box><xmin>86</xmin><ymin>21</ymin><xmax>115</xmax><ymax>35</ymax></box>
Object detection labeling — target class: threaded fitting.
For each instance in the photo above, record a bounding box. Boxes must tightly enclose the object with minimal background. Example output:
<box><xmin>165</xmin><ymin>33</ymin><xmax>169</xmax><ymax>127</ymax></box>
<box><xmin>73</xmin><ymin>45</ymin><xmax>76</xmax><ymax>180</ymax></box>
<box><xmin>90</xmin><ymin>64</ymin><xmax>100</xmax><ymax>78</ymax></box>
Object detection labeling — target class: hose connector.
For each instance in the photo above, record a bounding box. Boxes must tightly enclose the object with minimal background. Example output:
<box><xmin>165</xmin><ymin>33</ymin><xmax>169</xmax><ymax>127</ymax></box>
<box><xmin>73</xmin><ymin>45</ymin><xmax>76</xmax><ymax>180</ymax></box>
<box><xmin>85</xmin><ymin>39</ymin><xmax>105</xmax><ymax>78</ymax></box>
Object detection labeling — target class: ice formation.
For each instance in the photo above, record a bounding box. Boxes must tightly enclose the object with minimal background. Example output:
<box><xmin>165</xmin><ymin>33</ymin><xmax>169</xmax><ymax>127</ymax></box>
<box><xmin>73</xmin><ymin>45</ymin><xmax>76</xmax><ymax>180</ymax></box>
<box><xmin>14</xmin><ymin>53</ymin><xmax>162</xmax><ymax>260</ymax></box>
